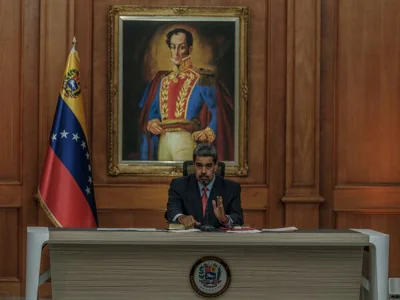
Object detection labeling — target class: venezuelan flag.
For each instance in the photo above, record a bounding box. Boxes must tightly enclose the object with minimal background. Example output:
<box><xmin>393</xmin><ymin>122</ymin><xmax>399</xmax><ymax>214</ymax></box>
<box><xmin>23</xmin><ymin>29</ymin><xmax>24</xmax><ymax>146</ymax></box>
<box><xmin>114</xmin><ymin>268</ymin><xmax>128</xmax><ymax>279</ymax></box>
<box><xmin>38</xmin><ymin>38</ymin><xmax>98</xmax><ymax>227</ymax></box>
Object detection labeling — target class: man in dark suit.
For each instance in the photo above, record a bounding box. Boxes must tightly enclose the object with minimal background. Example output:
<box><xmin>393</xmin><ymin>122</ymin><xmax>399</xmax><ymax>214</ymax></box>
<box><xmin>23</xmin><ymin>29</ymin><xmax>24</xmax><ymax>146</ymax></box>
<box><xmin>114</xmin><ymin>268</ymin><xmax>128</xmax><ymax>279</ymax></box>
<box><xmin>166</xmin><ymin>143</ymin><xmax>243</xmax><ymax>229</ymax></box>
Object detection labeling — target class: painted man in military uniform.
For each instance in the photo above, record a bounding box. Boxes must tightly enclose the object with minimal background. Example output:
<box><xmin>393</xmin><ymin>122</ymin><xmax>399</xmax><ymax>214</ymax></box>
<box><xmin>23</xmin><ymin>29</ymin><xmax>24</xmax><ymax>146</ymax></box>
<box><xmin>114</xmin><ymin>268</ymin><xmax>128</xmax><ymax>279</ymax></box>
<box><xmin>139</xmin><ymin>28</ymin><xmax>234</xmax><ymax>161</ymax></box>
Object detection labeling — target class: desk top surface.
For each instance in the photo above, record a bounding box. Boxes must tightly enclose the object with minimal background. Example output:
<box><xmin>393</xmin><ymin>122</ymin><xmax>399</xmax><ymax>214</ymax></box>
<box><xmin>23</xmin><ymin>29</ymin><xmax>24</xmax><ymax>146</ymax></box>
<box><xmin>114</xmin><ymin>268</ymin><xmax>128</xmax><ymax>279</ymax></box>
<box><xmin>27</xmin><ymin>227</ymin><xmax>375</xmax><ymax>246</ymax></box>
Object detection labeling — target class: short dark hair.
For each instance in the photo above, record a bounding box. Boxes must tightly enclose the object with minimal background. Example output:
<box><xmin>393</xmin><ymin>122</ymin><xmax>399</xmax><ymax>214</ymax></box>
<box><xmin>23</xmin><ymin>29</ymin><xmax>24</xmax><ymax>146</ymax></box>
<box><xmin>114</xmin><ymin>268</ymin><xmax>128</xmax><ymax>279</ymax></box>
<box><xmin>193</xmin><ymin>143</ymin><xmax>218</xmax><ymax>163</ymax></box>
<box><xmin>165</xmin><ymin>28</ymin><xmax>193</xmax><ymax>48</ymax></box>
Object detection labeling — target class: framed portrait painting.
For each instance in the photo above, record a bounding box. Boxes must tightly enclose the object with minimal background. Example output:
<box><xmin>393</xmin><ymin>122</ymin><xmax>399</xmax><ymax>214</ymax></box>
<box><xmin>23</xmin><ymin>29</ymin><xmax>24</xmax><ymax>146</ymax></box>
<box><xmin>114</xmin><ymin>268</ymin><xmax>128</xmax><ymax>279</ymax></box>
<box><xmin>108</xmin><ymin>5</ymin><xmax>248</xmax><ymax>176</ymax></box>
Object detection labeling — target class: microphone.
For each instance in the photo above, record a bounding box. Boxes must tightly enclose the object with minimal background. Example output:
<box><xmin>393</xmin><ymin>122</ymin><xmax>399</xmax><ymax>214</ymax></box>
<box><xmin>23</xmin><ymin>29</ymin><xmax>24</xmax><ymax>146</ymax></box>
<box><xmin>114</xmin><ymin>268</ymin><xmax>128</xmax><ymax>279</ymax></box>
<box><xmin>200</xmin><ymin>192</ymin><xmax>216</xmax><ymax>232</ymax></box>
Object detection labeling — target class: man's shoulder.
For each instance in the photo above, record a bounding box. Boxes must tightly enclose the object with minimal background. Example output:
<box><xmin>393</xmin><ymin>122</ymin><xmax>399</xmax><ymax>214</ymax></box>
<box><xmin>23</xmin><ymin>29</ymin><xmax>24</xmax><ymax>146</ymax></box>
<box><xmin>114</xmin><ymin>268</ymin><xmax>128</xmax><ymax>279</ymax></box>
<box><xmin>170</xmin><ymin>174</ymin><xmax>193</xmax><ymax>187</ymax></box>
<box><xmin>192</xmin><ymin>67</ymin><xmax>216</xmax><ymax>86</ymax></box>
<box><xmin>150</xmin><ymin>70</ymin><xmax>170</xmax><ymax>81</ymax></box>
<box><xmin>218</xmin><ymin>176</ymin><xmax>241</xmax><ymax>189</ymax></box>
<box><xmin>192</xmin><ymin>67</ymin><xmax>214</xmax><ymax>75</ymax></box>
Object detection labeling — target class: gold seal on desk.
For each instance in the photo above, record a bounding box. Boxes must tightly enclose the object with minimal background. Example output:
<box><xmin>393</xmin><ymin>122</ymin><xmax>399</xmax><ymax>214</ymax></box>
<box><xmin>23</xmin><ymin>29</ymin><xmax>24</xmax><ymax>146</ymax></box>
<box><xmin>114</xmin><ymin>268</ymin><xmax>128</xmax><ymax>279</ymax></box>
<box><xmin>189</xmin><ymin>256</ymin><xmax>231</xmax><ymax>298</ymax></box>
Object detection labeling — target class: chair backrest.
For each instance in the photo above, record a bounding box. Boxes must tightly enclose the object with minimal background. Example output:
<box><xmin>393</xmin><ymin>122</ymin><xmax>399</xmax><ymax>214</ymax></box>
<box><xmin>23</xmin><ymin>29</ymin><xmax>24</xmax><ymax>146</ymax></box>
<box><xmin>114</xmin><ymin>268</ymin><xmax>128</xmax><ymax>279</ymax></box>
<box><xmin>183</xmin><ymin>161</ymin><xmax>225</xmax><ymax>178</ymax></box>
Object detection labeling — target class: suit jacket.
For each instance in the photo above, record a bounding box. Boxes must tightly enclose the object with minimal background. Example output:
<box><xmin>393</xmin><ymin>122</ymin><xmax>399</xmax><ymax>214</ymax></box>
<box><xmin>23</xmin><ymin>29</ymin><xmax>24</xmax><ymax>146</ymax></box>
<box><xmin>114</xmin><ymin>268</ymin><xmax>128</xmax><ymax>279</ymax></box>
<box><xmin>166</xmin><ymin>174</ymin><xmax>243</xmax><ymax>227</ymax></box>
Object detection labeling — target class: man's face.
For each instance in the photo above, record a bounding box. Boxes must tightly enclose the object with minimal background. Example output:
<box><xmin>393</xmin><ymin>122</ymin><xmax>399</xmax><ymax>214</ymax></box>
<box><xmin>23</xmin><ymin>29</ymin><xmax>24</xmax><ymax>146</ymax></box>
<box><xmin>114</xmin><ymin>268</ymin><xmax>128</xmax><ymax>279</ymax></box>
<box><xmin>194</xmin><ymin>156</ymin><xmax>217</xmax><ymax>185</ymax></box>
<box><xmin>169</xmin><ymin>32</ymin><xmax>192</xmax><ymax>65</ymax></box>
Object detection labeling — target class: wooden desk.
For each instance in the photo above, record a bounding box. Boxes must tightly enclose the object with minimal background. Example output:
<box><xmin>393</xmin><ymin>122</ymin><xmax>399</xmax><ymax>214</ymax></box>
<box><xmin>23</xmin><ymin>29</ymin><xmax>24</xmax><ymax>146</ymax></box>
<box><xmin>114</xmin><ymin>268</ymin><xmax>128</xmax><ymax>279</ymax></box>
<box><xmin>25</xmin><ymin>228</ymin><xmax>389</xmax><ymax>300</ymax></box>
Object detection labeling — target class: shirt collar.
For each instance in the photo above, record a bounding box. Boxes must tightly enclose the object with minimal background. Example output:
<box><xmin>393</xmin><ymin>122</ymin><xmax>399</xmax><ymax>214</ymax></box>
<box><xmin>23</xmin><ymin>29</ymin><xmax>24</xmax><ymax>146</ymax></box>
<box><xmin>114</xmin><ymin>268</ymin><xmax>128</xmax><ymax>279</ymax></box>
<box><xmin>172</xmin><ymin>56</ymin><xmax>193</xmax><ymax>73</ymax></box>
<box><xmin>198</xmin><ymin>174</ymin><xmax>216</xmax><ymax>192</ymax></box>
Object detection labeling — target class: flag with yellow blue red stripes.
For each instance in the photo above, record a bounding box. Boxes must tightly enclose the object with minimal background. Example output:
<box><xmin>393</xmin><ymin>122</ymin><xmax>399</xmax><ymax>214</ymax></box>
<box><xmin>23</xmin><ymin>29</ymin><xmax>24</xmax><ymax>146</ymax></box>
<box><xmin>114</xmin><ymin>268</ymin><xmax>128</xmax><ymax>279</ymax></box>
<box><xmin>38</xmin><ymin>37</ymin><xmax>98</xmax><ymax>227</ymax></box>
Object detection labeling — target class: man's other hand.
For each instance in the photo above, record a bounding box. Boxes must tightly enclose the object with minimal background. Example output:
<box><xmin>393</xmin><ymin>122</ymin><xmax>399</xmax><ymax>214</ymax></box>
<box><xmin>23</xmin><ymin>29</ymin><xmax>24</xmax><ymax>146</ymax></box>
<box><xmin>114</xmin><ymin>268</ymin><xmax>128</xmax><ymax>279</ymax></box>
<box><xmin>192</xmin><ymin>130</ymin><xmax>208</xmax><ymax>142</ymax></box>
<box><xmin>178</xmin><ymin>215</ymin><xmax>200</xmax><ymax>229</ymax></box>
<box><xmin>192</xmin><ymin>127</ymin><xmax>215</xmax><ymax>143</ymax></box>
<box><xmin>147</xmin><ymin>119</ymin><xmax>165</xmax><ymax>135</ymax></box>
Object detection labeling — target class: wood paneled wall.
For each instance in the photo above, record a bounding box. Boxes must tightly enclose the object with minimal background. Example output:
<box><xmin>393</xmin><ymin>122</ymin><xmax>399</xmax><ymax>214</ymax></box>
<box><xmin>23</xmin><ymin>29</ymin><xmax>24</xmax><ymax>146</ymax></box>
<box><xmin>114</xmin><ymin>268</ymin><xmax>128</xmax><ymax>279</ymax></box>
<box><xmin>0</xmin><ymin>0</ymin><xmax>399</xmax><ymax>297</ymax></box>
<box><xmin>320</xmin><ymin>0</ymin><xmax>400</xmax><ymax>278</ymax></box>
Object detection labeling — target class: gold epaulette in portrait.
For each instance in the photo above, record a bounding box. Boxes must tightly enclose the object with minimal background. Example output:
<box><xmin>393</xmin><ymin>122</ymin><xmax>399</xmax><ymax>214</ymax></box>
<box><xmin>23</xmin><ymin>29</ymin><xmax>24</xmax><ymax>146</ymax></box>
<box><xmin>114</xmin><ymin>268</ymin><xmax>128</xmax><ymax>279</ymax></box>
<box><xmin>194</xmin><ymin>67</ymin><xmax>216</xmax><ymax>86</ymax></box>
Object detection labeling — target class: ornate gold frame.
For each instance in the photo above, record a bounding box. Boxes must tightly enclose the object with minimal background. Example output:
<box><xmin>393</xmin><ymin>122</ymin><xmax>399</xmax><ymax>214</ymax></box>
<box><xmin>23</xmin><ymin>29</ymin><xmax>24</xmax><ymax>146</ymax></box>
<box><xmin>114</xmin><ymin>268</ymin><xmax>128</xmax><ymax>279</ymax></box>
<box><xmin>108</xmin><ymin>5</ymin><xmax>249</xmax><ymax>176</ymax></box>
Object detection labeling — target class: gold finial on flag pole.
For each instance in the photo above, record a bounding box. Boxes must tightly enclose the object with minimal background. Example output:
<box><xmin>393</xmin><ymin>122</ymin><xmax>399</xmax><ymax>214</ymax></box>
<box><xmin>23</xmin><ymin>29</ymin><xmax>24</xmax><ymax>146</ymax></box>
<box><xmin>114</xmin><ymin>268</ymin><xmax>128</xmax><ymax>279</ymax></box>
<box><xmin>70</xmin><ymin>36</ymin><xmax>77</xmax><ymax>54</ymax></box>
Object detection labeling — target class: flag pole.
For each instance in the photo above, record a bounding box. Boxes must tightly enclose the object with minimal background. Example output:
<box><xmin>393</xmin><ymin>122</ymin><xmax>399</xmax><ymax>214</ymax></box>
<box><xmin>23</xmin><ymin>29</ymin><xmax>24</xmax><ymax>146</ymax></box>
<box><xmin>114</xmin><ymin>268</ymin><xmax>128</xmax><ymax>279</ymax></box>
<box><xmin>37</xmin><ymin>34</ymin><xmax>98</xmax><ymax>228</ymax></box>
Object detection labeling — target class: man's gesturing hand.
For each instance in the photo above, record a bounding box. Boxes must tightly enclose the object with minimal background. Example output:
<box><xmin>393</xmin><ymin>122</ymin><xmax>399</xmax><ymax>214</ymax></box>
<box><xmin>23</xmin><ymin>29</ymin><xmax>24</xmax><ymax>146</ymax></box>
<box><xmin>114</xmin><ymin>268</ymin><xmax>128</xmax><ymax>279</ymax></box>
<box><xmin>212</xmin><ymin>196</ymin><xmax>228</xmax><ymax>223</ymax></box>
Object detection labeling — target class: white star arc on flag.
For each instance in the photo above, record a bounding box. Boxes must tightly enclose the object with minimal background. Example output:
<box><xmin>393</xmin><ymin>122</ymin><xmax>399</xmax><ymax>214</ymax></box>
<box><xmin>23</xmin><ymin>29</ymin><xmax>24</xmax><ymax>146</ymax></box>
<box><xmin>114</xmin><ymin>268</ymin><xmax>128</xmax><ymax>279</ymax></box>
<box><xmin>72</xmin><ymin>133</ymin><xmax>80</xmax><ymax>141</ymax></box>
<box><xmin>60</xmin><ymin>129</ymin><xmax>69</xmax><ymax>138</ymax></box>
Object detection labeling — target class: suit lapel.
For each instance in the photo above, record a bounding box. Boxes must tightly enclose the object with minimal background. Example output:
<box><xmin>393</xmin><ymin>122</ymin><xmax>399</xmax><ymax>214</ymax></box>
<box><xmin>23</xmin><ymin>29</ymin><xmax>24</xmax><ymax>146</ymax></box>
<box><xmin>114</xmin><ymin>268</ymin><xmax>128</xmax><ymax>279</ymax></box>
<box><xmin>188</xmin><ymin>174</ymin><xmax>203</xmax><ymax>224</ymax></box>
